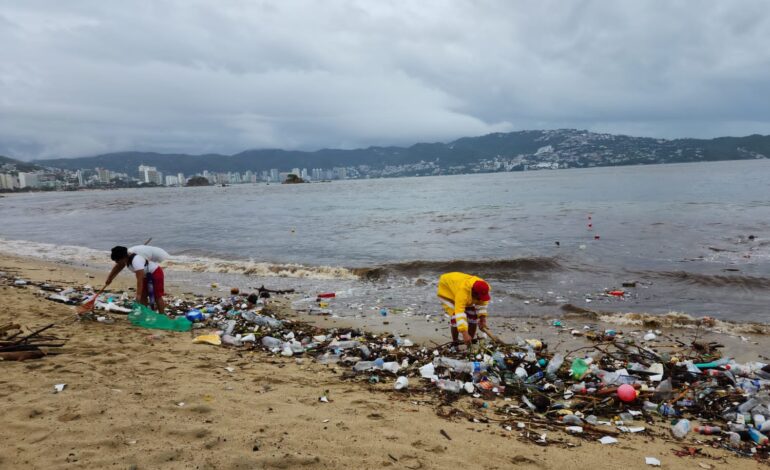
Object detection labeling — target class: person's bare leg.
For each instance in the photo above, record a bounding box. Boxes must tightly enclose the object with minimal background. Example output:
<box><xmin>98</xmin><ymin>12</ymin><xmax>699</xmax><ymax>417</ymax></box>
<box><xmin>468</xmin><ymin>323</ymin><xmax>477</xmax><ymax>341</ymax></box>
<box><xmin>156</xmin><ymin>296</ymin><xmax>166</xmax><ymax>314</ymax></box>
<box><xmin>450</xmin><ymin>326</ymin><xmax>459</xmax><ymax>344</ymax></box>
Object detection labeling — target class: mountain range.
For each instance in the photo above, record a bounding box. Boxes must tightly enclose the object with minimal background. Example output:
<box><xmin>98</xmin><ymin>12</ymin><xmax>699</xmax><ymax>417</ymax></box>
<box><xmin>33</xmin><ymin>129</ymin><xmax>770</xmax><ymax>175</ymax></box>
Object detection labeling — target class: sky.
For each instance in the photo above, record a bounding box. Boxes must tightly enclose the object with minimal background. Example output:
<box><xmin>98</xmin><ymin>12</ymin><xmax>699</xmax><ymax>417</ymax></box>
<box><xmin>1</xmin><ymin>0</ymin><xmax>770</xmax><ymax>160</ymax></box>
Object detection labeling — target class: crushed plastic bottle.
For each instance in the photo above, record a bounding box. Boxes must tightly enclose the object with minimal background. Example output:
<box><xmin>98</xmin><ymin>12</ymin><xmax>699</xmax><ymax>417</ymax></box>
<box><xmin>261</xmin><ymin>336</ymin><xmax>282</xmax><ymax>349</ymax></box>
<box><xmin>436</xmin><ymin>379</ymin><xmax>462</xmax><ymax>393</ymax></box>
<box><xmin>671</xmin><ymin>419</ymin><xmax>691</xmax><ymax>440</ymax></box>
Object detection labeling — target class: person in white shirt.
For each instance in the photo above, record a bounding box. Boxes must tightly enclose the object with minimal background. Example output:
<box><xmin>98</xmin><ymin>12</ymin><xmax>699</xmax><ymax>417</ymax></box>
<box><xmin>106</xmin><ymin>245</ymin><xmax>170</xmax><ymax>314</ymax></box>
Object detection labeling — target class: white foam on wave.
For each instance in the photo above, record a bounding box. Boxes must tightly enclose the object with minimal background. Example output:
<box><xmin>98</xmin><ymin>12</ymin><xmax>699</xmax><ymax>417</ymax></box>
<box><xmin>0</xmin><ymin>238</ymin><xmax>358</xmax><ymax>280</ymax></box>
<box><xmin>596</xmin><ymin>311</ymin><xmax>770</xmax><ymax>336</ymax></box>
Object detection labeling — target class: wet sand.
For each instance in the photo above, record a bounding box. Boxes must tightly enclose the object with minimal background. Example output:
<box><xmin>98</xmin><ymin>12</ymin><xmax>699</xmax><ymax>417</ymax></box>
<box><xmin>0</xmin><ymin>254</ymin><xmax>765</xmax><ymax>469</ymax></box>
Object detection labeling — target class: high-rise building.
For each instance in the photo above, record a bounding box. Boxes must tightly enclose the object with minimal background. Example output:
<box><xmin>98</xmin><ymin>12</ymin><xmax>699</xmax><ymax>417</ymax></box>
<box><xmin>177</xmin><ymin>173</ymin><xmax>185</xmax><ymax>185</ymax></box>
<box><xmin>96</xmin><ymin>167</ymin><xmax>111</xmax><ymax>184</ymax></box>
<box><xmin>76</xmin><ymin>170</ymin><xmax>84</xmax><ymax>186</ymax></box>
<box><xmin>18</xmin><ymin>172</ymin><xmax>40</xmax><ymax>188</ymax></box>
<box><xmin>269</xmin><ymin>169</ymin><xmax>279</xmax><ymax>182</ymax></box>
<box><xmin>138</xmin><ymin>165</ymin><xmax>162</xmax><ymax>185</ymax></box>
<box><xmin>0</xmin><ymin>173</ymin><xmax>19</xmax><ymax>190</ymax></box>
<box><xmin>165</xmin><ymin>175</ymin><xmax>179</xmax><ymax>186</ymax></box>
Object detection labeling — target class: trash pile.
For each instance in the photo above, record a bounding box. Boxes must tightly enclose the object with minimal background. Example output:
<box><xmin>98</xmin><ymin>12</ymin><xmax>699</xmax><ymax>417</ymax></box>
<box><xmin>6</xmin><ymin>272</ymin><xmax>770</xmax><ymax>462</ymax></box>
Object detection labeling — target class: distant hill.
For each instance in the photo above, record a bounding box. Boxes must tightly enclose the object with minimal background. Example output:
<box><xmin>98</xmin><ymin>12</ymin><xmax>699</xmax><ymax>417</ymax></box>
<box><xmin>34</xmin><ymin>130</ymin><xmax>770</xmax><ymax>175</ymax></box>
<box><xmin>0</xmin><ymin>155</ymin><xmax>41</xmax><ymax>172</ymax></box>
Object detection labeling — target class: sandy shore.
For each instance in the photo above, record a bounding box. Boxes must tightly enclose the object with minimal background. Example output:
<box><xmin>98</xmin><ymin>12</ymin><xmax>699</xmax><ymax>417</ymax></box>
<box><xmin>0</xmin><ymin>254</ymin><xmax>765</xmax><ymax>469</ymax></box>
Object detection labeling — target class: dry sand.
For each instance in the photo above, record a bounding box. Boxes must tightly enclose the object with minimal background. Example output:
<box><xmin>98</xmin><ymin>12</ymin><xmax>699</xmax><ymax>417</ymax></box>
<box><xmin>0</xmin><ymin>254</ymin><xmax>765</xmax><ymax>469</ymax></box>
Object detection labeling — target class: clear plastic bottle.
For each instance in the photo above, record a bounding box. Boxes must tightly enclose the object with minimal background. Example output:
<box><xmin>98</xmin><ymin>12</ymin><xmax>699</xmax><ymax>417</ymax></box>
<box><xmin>671</xmin><ymin>419</ymin><xmax>691</xmax><ymax>440</ymax></box>
<box><xmin>562</xmin><ymin>414</ymin><xmax>582</xmax><ymax>425</ymax></box>
<box><xmin>353</xmin><ymin>361</ymin><xmax>376</xmax><ymax>372</ymax></box>
<box><xmin>261</xmin><ymin>336</ymin><xmax>282</xmax><ymax>349</ymax></box>
<box><xmin>738</xmin><ymin>398</ymin><xmax>759</xmax><ymax>414</ymax></box>
<box><xmin>436</xmin><ymin>379</ymin><xmax>462</xmax><ymax>393</ymax></box>
<box><xmin>382</xmin><ymin>362</ymin><xmax>400</xmax><ymax>374</ymax></box>
<box><xmin>725</xmin><ymin>431</ymin><xmax>742</xmax><ymax>446</ymax></box>
<box><xmin>545</xmin><ymin>354</ymin><xmax>564</xmax><ymax>378</ymax></box>
<box><xmin>433</xmin><ymin>357</ymin><xmax>488</xmax><ymax>374</ymax></box>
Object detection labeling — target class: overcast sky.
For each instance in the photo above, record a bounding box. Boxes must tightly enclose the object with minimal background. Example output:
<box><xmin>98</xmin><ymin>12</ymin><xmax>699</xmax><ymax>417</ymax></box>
<box><xmin>2</xmin><ymin>1</ymin><xmax>769</xmax><ymax>160</ymax></box>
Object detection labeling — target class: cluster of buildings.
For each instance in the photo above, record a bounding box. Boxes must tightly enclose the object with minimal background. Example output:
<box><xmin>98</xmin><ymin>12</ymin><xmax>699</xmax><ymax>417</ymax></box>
<box><xmin>0</xmin><ymin>162</ymin><xmax>362</xmax><ymax>192</ymax></box>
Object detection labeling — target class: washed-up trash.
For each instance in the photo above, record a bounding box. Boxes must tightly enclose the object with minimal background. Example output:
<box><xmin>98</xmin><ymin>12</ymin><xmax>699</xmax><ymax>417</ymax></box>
<box><xmin>193</xmin><ymin>334</ymin><xmax>222</xmax><ymax>345</ymax></box>
<box><xmin>129</xmin><ymin>303</ymin><xmax>191</xmax><ymax>332</ymax></box>
<box><xmin>53</xmin><ymin>384</ymin><xmax>66</xmax><ymax>393</ymax></box>
<box><xmin>599</xmin><ymin>436</ymin><xmax>618</xmax><ymax>445</ymax></box>
<box><xmin>394</xmin><ymin>376</ymin><xmax>408</xmax><ymax>390</ymax></box>
<box><xmin>671</xmin><ymin>419</ymin><xmax>690</xmax><ymax>440</ymax></box>
<box><xmin>645</xmin><ymin>457</ymin><xmax>661</xmax><ymax>466</ymax></box>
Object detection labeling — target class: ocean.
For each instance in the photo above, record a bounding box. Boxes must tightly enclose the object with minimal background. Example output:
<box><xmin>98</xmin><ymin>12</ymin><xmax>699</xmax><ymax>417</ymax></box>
<box><xmin>1</xmin><ymin>159</ymin><xmax>769</xmax><ymax>324</ymax></box>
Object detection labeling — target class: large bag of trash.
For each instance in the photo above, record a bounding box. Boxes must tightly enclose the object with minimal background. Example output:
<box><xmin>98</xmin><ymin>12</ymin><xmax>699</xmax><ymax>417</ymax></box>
<box><xmin>128</xmin><ymin>302</ymin><xmax>191</xmax><ymax>332</ymax></box>
<box><xmin>128</xmin><ymin>245</ymin><xmax>171</xmax><ymax>263</ymax></box>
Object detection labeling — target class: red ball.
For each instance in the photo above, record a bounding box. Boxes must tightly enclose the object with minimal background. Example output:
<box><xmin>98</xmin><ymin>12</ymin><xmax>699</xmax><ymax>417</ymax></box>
<box><xmin>617</xmin><ymin>384</ymin><xmax>637</xmax><ymax>402</ymax></box>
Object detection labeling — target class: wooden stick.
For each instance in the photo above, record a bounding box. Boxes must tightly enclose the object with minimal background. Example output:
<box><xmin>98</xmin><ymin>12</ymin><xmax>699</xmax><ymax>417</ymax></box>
<box><xmin>481</xmin><ymin>325</ymin><xmax>507</xmax><ymax>345</ymax></box>
<box><xmin>0</xmin><ymin>350</ymin><xmax>46</xmax><ymax>361</ymax></box>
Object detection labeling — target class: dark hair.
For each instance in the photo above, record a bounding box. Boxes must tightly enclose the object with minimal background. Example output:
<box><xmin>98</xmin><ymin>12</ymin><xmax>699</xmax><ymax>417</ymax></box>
<box><xmin>247</xmin><ymin>293</ymin><xmax>259</xmax><ymax>305</ymax></box>
<box><xmin>111</xmin><ymin>246</ymin><xmax>129</xmax><ymax>262</ymax></box>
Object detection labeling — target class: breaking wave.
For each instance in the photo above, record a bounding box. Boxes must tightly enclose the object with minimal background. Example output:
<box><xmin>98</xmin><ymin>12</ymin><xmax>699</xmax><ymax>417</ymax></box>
<box><xmin>649</xmin><ymin>270</ymin><xmax>770</xmax><ymax>290</ymax></box>
<box><xmin>561</xmin><ymin>304</ymin><xmax>770</xmax><ymax>336</ymax></box>
<box><xmin>352</xmin><ymin>256</ymin><xmax>562</xmax><ymax>280</ymax></box>
<box><xmin>0</xmin><ymin>238</ymin><xmax>358</xmax><ymax>280</ymax></box>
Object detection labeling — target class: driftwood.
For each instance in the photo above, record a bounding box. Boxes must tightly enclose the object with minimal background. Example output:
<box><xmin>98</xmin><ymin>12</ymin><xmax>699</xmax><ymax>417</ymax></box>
<box><xmin>0</xmin><ymin>350</ymin><xmax>46</xmax><ymax>361</ymax></box>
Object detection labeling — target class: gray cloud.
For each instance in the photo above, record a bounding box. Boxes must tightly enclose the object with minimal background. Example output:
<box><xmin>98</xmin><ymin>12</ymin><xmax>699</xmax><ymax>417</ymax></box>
<box><xmin>1</xmin><ymin>0</ymin><xmax>769</xmax><ymax>159</ymax></box>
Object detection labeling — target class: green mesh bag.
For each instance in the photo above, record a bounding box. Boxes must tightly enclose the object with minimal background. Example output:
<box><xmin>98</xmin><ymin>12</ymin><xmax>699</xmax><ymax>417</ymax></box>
<box><xmin>128</xmin><ymin>302</ymin><xmax>192</xmax><ymax>332</ymax></box>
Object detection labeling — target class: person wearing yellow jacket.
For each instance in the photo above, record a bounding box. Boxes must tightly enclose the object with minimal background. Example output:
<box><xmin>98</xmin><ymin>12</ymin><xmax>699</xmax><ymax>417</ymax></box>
<box><xmin>437</xmin><ymin>272</ymin><xmax>491</xmax><ymax>345</ymax></box>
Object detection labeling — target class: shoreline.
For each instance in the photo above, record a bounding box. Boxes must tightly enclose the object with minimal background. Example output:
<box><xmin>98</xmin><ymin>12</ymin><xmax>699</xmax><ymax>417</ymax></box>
<box><xmin>1</xmin><ymin>253</ymin><xmax>768</xmax><ymax>469</ymax></box>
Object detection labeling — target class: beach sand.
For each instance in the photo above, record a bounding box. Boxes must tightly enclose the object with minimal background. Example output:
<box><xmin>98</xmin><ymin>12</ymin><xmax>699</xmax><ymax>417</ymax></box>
<box><xmin>0</xmin><ymin>254</ymin><xmax>765</xmax><ymax>469</ymax></box>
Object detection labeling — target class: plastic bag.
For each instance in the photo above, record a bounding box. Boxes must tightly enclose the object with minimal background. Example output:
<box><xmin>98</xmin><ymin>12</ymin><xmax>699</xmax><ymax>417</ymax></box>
<box><xmin>128</xmin><ymin>302</ymin><xmax>192</xmax><ymax>332</ymax></box>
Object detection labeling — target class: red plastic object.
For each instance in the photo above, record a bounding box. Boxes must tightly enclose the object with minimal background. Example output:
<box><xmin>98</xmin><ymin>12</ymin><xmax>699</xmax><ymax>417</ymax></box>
<box><xmin>317</xmin><ymin>292</ymin><xmax>336</xmax><ymax>299</ymax></box>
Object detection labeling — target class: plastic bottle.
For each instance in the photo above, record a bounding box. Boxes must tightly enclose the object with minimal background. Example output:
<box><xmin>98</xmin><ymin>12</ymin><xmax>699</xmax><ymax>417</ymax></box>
<box><xmin>261</xmin><ymin>336</ymin><xmax>282</xmax><ymax>349</ymax></box>
<box><xmin>353</xmin><ymin>361</ymin><xmax>376</xmax><ymax>372</ymax></box>
<box><xmin>754</xmin><ymin>414</ymin><xmax>766</xmax><ymax>427</ymax></box>
<box><xmin>747</xmin><ymin>427</ymin><xmax>769</xmax><ymax>445</ymax></box>
<box><xmin>562</xmin><ymin>414</ymin><xmax>582</xmax><ymax>425</ymax></box>
<box><xmin>436</xmin><ymin>379</ymin><xmax>462</xmax><ymax>393</ymax></box>
<box><xmin>693</xmin><ymin>425</ymin><xmax>721</xmax><ymax>435</ymax></box>
<box><xmin>331</xmin><ymin>340</ymin><xmax>360</xmax><ymax>350</ymax></box>
<box><xmin>514</xmin><ymin>366</ymin><xmax>528</xmax><ymax>380</ymax></box>
<box><xmin>725</xmin><ymin>362</ymin><xmax>752</xmax><ymax>377</ymax></box>
<box><xmin>374</xmin><ymin>358</ymin><xmax>385</xmax><ymax>368</ymax></box>
<box><xmin>761</xmin><ymin>421</ymin><xmax>770</xmax><ymax>433</ymax></box>
<box><xmin>725</xmin><ymin>431</ymin><xmax>742</xmax><ymax>446</ymax></box>
<box><xmin>671</xmin><ymin>419</ymin><xmax>691</xmax><ymax>440</ymax></box>
<box><xmin>382</xmin><ymin>362</ymin><xmax>400</xmax><ymax>374</ymax></box>
<box><xmin>394</xmin><ymin>376</ymin><xmax>408</xmax><ymax>390</ymax></box>
<box><xmin>545</xmin><ymin>354</ymin><xmax>564</xmax><ymax>378</ymax></box>
<box><xmin>525</xmin><ymin>371</ymin><xmax>545</xmax><ymax>384</ymax></box>
<box><xmin>727</xmin><ymin>422</ymin><xmax>746</xmax><ymax>433</ymax></box>
<box><xmin>492</xmin><ymin>352</ymin><xmax>506</xmax><ymax>369</ymax></box>
<box><xmin>570</xmin><ymin>382</ymin><xmax>587</xmax><ymax>394</ymax></box>
<box><xmin>738</xmin><ymin>398</ymin><xmax>759</xmax><ymax>414</ymax></box>
<box><xmin>736</xmin><ymin>378</ymin><xmax>761</xmax><ymax>394</ymax></box>
<box><xmin>642</xmin><ymin>401</ymin><xmax>658</xmax><ymax>413</ymax></box>
<box><xmin>433</xmin><ymin>357</ymin><xmax>488</xmax><ymax>374</ymax></box>
<box><xmin>419</xmin><ymin>363</ymin><xmax>435</xmax><ymax>378</ymax></box>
